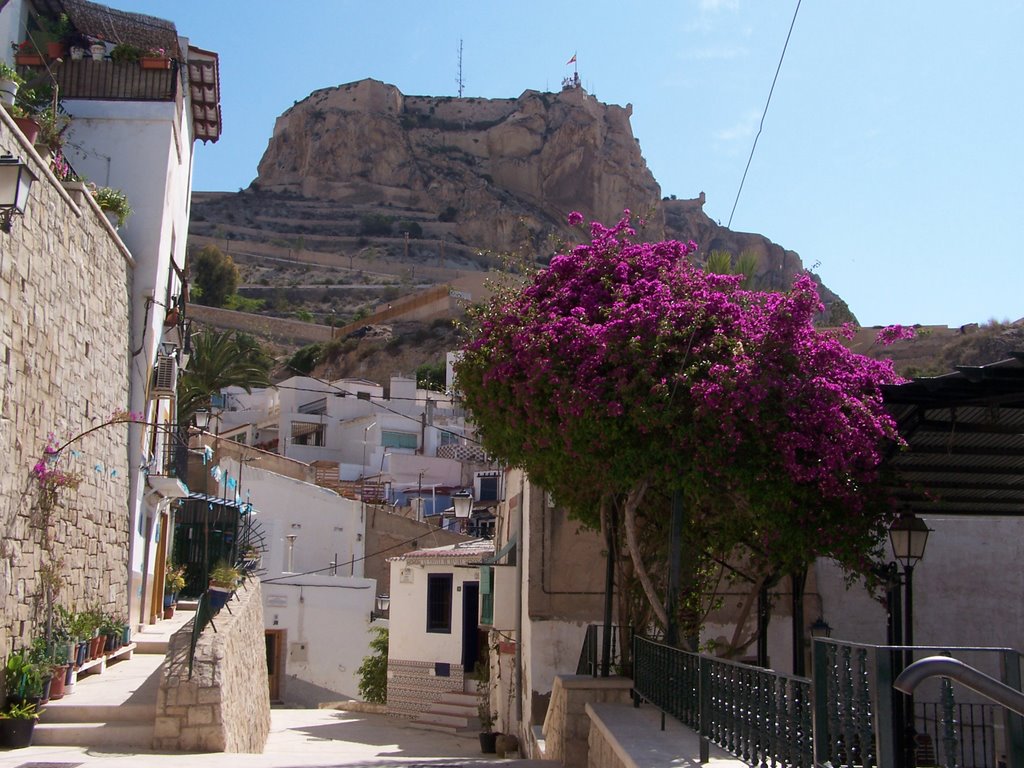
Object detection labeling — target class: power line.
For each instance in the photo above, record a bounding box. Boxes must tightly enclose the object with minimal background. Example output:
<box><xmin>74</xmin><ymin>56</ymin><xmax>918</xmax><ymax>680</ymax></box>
<box><xmin>726</xmin><ymin>0</ymin><xmax>803</xmax><ymax>230</ymax></box>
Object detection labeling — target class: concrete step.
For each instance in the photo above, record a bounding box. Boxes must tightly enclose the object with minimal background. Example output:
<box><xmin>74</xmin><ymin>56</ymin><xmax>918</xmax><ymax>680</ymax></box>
<box><xmin>134</xmin><ymin>639</ymin><xmax>171</xmax><ymax>654</ymax></box>
<box><xmin>431</xmin><ymin>701</ymin><xmax>478</xmax><ymax>718</ymax></box>
<box><xmin>438</xmin><ymin>691</ymin><xmax>482</xmax><ymax>708</ymax></box>
<box><xmin>414</xmin><ymin>711</ymin><xmax>470</xmax><ymax>729</ymax></box>
<box><xmin>408</xmin><ymin>720</ymin><xmax>459</xmax><ymax>735</ymax></box>
<box><xmin>33</xmin><ymin>720</ymin><xmax>155</xmax><ymax>748</ymax></box>
<box><xmin>41</xmin><ymin>702</ymin><xmax>154</xmax><ymax>723</ymax></box>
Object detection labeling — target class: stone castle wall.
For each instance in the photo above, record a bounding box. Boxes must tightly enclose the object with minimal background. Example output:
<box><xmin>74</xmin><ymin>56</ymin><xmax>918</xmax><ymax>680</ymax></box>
<box><xmin>0</xmin><ymin>114</ymin><xmax>133</xmax><ymax>661</ymax></box>
<box><xmin>154</xmin><ymin>579</ymin><xmax>271</xmax><ymax>752</ymax></box>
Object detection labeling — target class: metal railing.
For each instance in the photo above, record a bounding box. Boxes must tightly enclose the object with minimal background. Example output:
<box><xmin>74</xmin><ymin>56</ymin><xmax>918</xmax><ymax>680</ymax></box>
<box><xmin>576</xmin><ymin>624</ymin><xmax>629</xmax><ymax>677</ymax></box>
<box><xmin>813</xmin><ymin>640</ymin><xmax>1024</xmax><ymax>768</ymax></box>
<box><xmin>633</xmin><ymin>635</ymin><xmax>813</xmax><ymax>768</ymax></box>
<box><xmin>19</xmin><ymin>59</ymin><xmax>182</xmax><ymax>102</ymax></box>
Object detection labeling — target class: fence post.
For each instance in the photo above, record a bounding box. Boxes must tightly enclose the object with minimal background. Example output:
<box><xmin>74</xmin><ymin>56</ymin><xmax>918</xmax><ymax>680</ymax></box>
<box><xmin>699</xmin><ymin>653</ymin><xmax>710</xmax><ymax>763</ymax></box>
<box><xmin>1001</xmin><ymin>650</ymin><xmax>1024</xmax><ymax>768</ymax></box>
<box><xmin>812</xmin><ymin>639</ymin><xmax>830</xmax><ymax>767</ymax></box>
<box><xmin>873</xmin><ymin>645</ymin><xmax>898</xmax><ymax>768</ymax></box>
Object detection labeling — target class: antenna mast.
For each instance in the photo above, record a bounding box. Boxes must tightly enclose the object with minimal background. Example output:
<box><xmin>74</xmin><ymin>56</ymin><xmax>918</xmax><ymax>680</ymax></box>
<box><xmin>456</xmin><ymin>39</ymin><xmax>465</xmax><ymax>97</ymax></box>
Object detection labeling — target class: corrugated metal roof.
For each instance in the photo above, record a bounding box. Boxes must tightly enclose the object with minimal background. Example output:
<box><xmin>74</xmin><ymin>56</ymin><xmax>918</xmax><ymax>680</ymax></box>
<box><xmin>390</xmin><ymin>539</ymin><xmax>495</xmax><ymax>562</ymax></box>
<box><xmin>882</xmin><ymin>353</ymin><xmax>1024</xmax><ymax>516</ymax></box>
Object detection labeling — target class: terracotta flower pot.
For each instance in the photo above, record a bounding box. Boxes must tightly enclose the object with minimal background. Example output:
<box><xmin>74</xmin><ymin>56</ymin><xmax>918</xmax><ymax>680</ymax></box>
<box><xmin>140</xmin><ymin>56</ymin><xmax>170</xmax><ymax>70</ymax></box>
<box><xmin>13</xmin><ymin>117</ymin><xmax>40</xmax><ymax>145</ymax></box>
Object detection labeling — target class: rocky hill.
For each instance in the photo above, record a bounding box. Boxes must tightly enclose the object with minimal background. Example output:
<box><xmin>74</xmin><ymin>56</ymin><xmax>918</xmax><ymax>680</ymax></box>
<box><xmin>188</xmin><ymin>78</ymin><xmax>854</xmax><ymax>335</ymax></box>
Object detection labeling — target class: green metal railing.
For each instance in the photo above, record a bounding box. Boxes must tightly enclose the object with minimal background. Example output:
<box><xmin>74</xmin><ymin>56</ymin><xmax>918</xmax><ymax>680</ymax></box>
<box><xmin>812</xmin><ymin>640</ymin><xmax>1024</xmax><ymax>768</ymax></box>
<box><xmin>633</xmin><ymin>635</ymin><xmax>813</xmax><ymax>768</ymax></box>
<box><xmin>630</xmin><ymin>634</ymin><xmax>1024</xmax><ymax>768</ymax></box>
<box><xmin>576</xmin><ymin>624</ymin><xmax>629</xmax><ymax>677</ymax></box>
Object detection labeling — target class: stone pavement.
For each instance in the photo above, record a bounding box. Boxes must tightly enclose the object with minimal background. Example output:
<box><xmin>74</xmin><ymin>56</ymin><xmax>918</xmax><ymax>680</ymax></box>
<box><xmin>0</xmin><ymin>706</ymin><xmax>541</xmax><ymax>767</ymax></box>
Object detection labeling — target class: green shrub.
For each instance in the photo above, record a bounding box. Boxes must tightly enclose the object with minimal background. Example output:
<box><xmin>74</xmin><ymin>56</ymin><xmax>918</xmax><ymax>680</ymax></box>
<box><xmin>357</xmin><ymin>627</ymin><xmax>388</xmax><ymax>704</ymax></box>
<box><xmin>287</xmin><ymin>343</ymin><xmax>323</xmax><ymax>375</ymax></box>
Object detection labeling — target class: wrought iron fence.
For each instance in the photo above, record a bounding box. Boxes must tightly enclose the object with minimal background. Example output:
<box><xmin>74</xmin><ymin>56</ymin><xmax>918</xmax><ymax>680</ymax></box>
<box><xmin>813</xmin><ymin>640</ymin><xmax>1024</xmax><ymax>768</ymax></box>
<box><xmin>917</xmin><ymin>700</ymin><xmax>997</xmax><ymax>768</ymax></box>
<box><xmin>576</xmin><ymin>624</ymin><xmax>629</xmax><ymax>677</ymax></box>
<box><xmin>633</xmin><ymin>635</ymin><xmax>813</xmax><ymax>768</ymax></box>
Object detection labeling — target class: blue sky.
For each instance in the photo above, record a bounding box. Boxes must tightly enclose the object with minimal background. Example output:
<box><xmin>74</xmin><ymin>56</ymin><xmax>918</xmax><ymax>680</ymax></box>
<box><xmin>116</xmin><ymin>1</ymin><xmax>1022</xmax><ymax>328</ymax></box>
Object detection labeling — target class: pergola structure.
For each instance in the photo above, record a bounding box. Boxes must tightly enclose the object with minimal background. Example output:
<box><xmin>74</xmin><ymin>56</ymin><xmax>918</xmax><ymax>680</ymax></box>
<box><xmin>881</xmin><ymin>353</ymin><xmax>1024</xmax><ymax>516</ymax></box>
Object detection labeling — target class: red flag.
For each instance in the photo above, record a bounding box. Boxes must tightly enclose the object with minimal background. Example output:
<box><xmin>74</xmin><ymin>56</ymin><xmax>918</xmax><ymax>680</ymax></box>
<box><xmin>566</xmin><ymin>54</ymin><xmax>576</xmax><ymax>65</ymax></box>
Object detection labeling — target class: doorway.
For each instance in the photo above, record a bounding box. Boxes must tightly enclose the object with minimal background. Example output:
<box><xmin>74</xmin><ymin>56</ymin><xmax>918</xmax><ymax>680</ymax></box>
<box><xmin>461</xmin><ymin>581</ymin><xmax>480</xmax><ymax>673</ymax></box>
<box><xmin>265</xmin><ymin>629</ymin><xmax>286</xmax><ymax>703</ymax></box>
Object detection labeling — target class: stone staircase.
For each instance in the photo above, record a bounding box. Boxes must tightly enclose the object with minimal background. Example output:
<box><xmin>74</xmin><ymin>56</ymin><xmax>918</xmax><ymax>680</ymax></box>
<box><xmin>409</xmin><ymin>690</ymin><xmax>483</xmax><ymax>735</ymax></box>
<box><xmin>34</xmin><ymin>606</ymin><xmax>194</xmax><ymax>749</ymax></box>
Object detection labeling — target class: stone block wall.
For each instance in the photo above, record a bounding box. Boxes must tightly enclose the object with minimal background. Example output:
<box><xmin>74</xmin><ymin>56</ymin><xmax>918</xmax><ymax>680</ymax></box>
<box><xmin>0</xmin><ymin>115</ymin><xmax>133</xmax><ymax>660</ymax></box>
<box><xmin>539</xmin><ymin>674</ymin><xmax>633</xmax><ymax>768</ymax></box>
<box><xmin>154</xmin><ymin>578</ymin><xmax>271</xmax><ymax>752</ymax></box>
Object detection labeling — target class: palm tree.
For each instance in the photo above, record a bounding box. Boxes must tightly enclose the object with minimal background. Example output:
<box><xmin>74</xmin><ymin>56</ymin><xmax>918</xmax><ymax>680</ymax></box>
<box><xmin>177</xmin><ymin>329</ymin><xmax>272</xmax><ymax>425</ymax></box>
<box><xmin>705</xmin><ymin>249</ymin><xmax>759</xmax><ymax>289</ymax></box>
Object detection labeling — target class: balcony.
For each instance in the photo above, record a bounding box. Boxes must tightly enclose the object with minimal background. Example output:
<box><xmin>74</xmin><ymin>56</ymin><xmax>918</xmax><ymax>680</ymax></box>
<box><xmin>17</xmin><ymin>59</ymin><xmax>182</xmax><ymax>103</ymax></box>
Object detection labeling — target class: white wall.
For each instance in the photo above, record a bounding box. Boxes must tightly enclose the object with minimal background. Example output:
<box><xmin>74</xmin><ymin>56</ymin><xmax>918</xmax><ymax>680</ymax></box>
<box><xmin>817</xmin><ymin>515</ymin><xmax>1024</xmax><ymax>652</ymax></box>
<box><xmin>230</xmin><ymin>458</ymin><xmax>379</xmax><ymax>704</ymax></box>
<box><xmin>62</xmin><ymin>69</ymin><xmax>196</xmax><ymax>629</ymax></box>
<box><xmin>388</xmin><ymin>557</ymin><xmax>478</xmax><ymax>665</ymax></box>
<box><xmin>228</xmin><ymin>459</ymin><xmax>366</xmax><ymax>578</ymax></box>
<box><xmin>262</xmin><ymin>573</ymin><xmax>377</xmax><ymax>704</ymax></box>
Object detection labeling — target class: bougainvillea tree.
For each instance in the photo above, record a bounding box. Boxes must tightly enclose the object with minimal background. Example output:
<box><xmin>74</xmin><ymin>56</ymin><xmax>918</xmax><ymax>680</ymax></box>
<box><xmin>456</xmin><ymin>213</ymin><xmax>905</xmax><ymax>640</ymax></box>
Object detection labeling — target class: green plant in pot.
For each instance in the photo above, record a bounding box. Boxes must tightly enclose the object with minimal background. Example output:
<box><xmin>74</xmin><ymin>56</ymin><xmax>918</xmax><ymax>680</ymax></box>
<box><xmin>89</xmin><ymin>184</ymin><xmax>131</xmax><ymax>228</ymax></box>
<box><xmin>0</xmin><ymin>700</ymin><xmax>42</xmax><ymax>749</ymax></box>
<box><xmin>207</xmin><ymin>560</ymin><xmax>241</xmax><ymax>611</ymax></box>
<box><xmin>474</xmin><ymin>657</ymin><xmax>498</xmax><ymax>753</ymax></box>
<box><xmin>4</xmin><ymin>650</ymin><xmax>45</xmax><ymax>704</ymax></box>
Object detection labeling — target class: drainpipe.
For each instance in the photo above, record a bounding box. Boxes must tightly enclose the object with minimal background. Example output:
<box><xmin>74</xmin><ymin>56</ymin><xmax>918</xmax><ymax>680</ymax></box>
<box><xmin>515</xmin><ymin>471</ymin><xmax>524</xmax><ymax>726</ymax></box>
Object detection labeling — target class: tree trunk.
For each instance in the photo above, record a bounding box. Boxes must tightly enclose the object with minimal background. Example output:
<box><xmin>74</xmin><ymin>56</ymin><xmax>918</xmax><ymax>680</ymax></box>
<box><xmin>621</xmin><ymin>480</ymin><xmax>670</xmax><ymax>631</ymax></box>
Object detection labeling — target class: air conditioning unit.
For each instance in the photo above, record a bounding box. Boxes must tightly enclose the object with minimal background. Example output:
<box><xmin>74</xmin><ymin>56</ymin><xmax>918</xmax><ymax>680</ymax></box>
<box><xmin>152</xmin><ymin>353</ymin><xmax>178</xmax><ymax>397</ymax></box>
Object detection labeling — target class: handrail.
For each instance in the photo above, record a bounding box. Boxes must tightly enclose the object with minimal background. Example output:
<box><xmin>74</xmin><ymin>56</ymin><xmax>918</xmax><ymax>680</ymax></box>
<box><xmin>895</xmin><ymin>656</ymin><xmax>1024</xmax><ymax>718</ymax></box>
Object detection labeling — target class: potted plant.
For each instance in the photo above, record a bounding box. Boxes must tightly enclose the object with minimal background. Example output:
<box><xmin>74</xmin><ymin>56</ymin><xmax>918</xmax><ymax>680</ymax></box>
<box><xmin>0</xmin><ymin>700</ymin><xmax>42</xmax><ymax>748</ymax></box>
<box><xmin>164</xmin><ymin>563</ymin><xmax>186</xmax><ymax>618</ymax></box>
<box><xmin>90</xmin><ymin>184</ymin><xmax>131</xmax><ymax>228</ymax></box>
<box><xmin>140</xmin><ymin>46</ymin><xmax>171</xmax><ymax>70</ymax></box>
<box><xmin>109</xmin><ymin>42</ymin><xmax>142</xmax><ymax>63</ymax></box>
<box><xmin>89</xmin><ymin>40</ymin><xmax>106</xmax><ymax>61</ymax></box>
<box><xmin>32</xmin><ymin>106</ymin><xmax>69</xmax><ymax>160</ymax></box>
<box><xmin>42</xmin><ymin>13</ymin><xmax>72</xmax><ymax>59</ymax></box>
<box><xmin>0</xmin><ymin>62</ymin><xmax>23</xmax><ymax>107</ymax></box>
<box><xmin>208</xmin><ymin>560</ymin><xmax>241</xmax><ymax>611</ymax></box>
<box><xmin>4</xmin><ymin>650</ymin><xmax>44</xmax><ymax>705</ymax></box>
<box><xmin>474</xmin><ymin>657</ymin><xmax>498</xmax><ymax>753</ymax></box>
<box><xmin>14</xmin><ymin>40</ymin><xmax>43</xmax><ymax>66</ymax></box>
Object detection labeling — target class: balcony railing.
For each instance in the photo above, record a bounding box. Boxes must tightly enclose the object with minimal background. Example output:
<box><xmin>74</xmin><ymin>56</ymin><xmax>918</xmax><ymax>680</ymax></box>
<box><xmin>17</xmin><ymin>59</ymin><xmax>181</xmax><ymax>102</ymax></box>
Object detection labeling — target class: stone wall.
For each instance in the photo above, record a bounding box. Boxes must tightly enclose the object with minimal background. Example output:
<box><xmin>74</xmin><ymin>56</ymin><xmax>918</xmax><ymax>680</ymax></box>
<box><xmin>538</xmin><ymin>675</ymin><xmax>632</xmax><ymax>768</ymax></box>
<box><xmin>154</xmin><ymin>579</ymin><xmax>271</xmax><ymax>752</ymax></box>
<box><xmin>0</xmin><ymin>114</ymin><xmax>133</xmax><ymax>661</ymax></box>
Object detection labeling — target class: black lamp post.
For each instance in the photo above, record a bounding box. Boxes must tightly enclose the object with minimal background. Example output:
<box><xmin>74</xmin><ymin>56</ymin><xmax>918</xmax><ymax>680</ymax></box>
<box><xmin>889</xmin><ymin>511</ymin><xmax>931</xmax><ymax>768</ymax></box>
<box><xmin>809</xmin><ymin>616</ymin><xmax>833</xmax><ymax>639</ymax></box>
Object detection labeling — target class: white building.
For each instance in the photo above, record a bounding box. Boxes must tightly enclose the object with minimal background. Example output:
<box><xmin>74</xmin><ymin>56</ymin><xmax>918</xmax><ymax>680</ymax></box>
<box><xmin>2</xmin><ymin>1</ymin><xmax>221</xmax><ymax>629</ymax></box>
<box><xmin>213</xmin><ymin>453</ymin><xmax>378</xmax><ymax>705</ymax></box>
<box><xmin>386</xmin><ymin>539</ymin><xmax>494</xmax><ymax>718</ymax></box>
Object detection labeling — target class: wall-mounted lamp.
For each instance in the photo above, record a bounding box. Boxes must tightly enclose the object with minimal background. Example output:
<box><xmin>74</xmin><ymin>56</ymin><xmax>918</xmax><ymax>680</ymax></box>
<box><xmin>193</xmin><ymin>409</ymin><xmax>211</xmax><ymax>431</ymax></box>
<box><xmin>370</xmin><ymin>593</ymin><xmax>390</xmax><ymax>621</ymax></box>
<box><xmin>0</xmin><ymin>154</ymin><xmax>36</xmax><ymax>232</ymax></box>
<box><xmin>452</xmin><ymin>491</ymin><xmax>474</xmax><ymax>519</ymax></box>
<box><xmin>809</xmin><ymin>616</ymin><xmax>833</xmax><ymax>639</ymax></box>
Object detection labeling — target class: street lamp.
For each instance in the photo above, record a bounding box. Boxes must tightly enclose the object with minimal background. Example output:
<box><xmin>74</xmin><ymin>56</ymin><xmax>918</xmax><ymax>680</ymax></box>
<box><xmin>889</xmin><ymin>511</ymin><xmax>931</xmax><ymax>768</ymax></box>
<box><xmin>889</xmin><ymin>511</ymin><xmax>931</xmax><ymax>648</ymax></box>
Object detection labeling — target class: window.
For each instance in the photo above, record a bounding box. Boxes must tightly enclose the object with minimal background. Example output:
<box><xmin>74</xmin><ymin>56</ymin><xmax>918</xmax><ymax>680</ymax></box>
<box><xmin>438</xmin><ymin>430</ymin><xmax>460</xmax><ymax>447</ymax></box>
<box><xmin>479</xmin><ymin>475</ymin><xmax>499</xmax><ymax>501</ymax></box>
<box><xmin>291</xmin><ymin>421</ymin><xmax>325</xmax><ymax>447</ymax></box>
<box><xmin>426</xmin><ymin>573</ymin><xmax>453</xmax><ymax>633</ymax></box>
<box><xmin>382</xmin><ymin>430</ymin><xmax>417</xmax><ymax>450</ymax></box>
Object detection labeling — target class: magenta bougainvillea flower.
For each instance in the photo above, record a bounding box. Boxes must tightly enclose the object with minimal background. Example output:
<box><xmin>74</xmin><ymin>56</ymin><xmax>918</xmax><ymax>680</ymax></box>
<box><xmin>456</xmin><ymin>213</ymin><xmax>905</xmax><ymax>575</ymax></box>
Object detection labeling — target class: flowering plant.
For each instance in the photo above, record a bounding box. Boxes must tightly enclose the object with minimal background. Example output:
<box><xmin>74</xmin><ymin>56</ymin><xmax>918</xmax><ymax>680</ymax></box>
<box><xmin>457</xmin><ymin>212</ymin><xmax>905</xmax><ymax>630</ymax></box>
<box><xmin>89</xmin><ymin>184</ymin><xmax>131</xmax><ymax>227</ymax></box>
<box><xmin>144</xmin><ymin>47</ymin><xmax>166</xmax><ymax>58</ymax></box>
